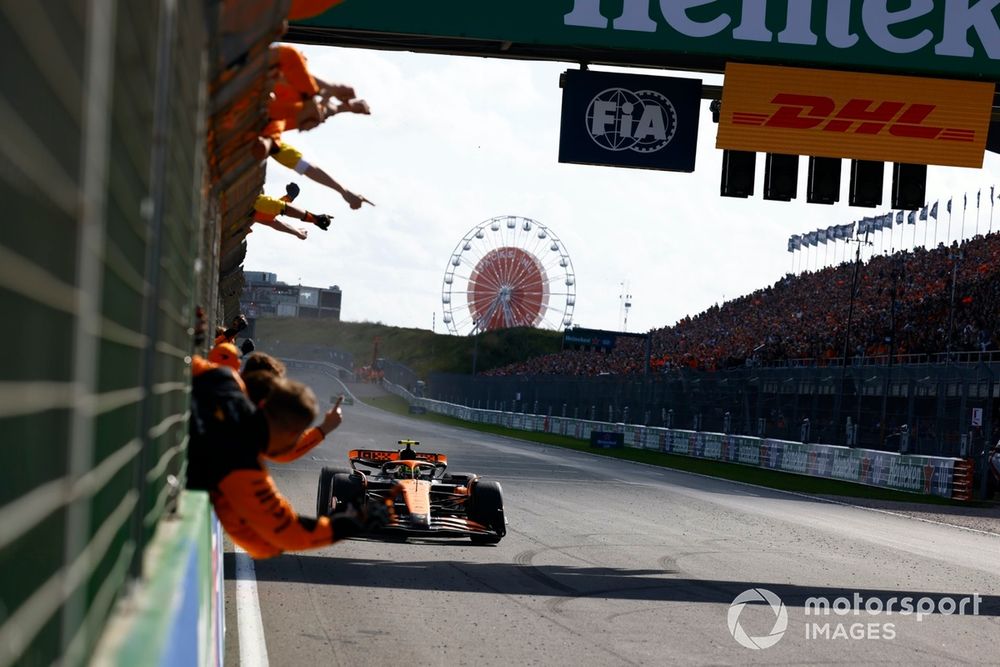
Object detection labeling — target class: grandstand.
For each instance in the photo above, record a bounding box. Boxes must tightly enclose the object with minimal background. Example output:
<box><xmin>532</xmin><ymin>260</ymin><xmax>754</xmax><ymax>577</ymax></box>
<box><xmin>487</xmin><ymin>231</ymin><xmax>1000</xmax><ymax>377</ymax></box>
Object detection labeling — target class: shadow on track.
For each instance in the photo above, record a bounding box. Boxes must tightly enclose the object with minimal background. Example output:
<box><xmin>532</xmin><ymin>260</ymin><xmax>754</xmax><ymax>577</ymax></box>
<box><xmin>225</xmin><ymin>553</ymin><xmax>1000</xmax><ymax>617</ymax></box>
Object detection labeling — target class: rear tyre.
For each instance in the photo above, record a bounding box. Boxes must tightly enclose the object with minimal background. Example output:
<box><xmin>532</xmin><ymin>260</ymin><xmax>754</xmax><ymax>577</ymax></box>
<box><xmin>468</xmin><ymin>480</ymin><xmax>505</xmax><ymax>545</ymax></box>
<box><xmin>317</xmin><ymin>466</ymin><xmax>353</xmax><ymax>517</ymax></box>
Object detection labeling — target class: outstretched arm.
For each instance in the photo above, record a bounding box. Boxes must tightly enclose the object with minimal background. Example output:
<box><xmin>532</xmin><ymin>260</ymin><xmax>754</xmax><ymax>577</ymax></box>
<box><xmin>268</xmin><ymin>397</ymin><xmax>343</xmax><ymax>463</ymax></box>
<box><xmin>216</xmin><ymin>470</ymin><xmax>335</xmax><ymax>553</ymax></box>
<box><xmin>302</xmin><ymin>164</ymin><xmax>372</xmax><ymax>210</ymax></box>
<box><xmin>313</xmin><ymin>77</ymin><xmax>356</xmax><ymax>103</ymax></box>
<box><xmin>216</xmin><ymin>468</ymin><xmax>387</xmax><ymax>557</ymax></box>
<box><xmin>324</xmin><ymin>98</ymin><xmax>371</xmax><ymax>118</ymax></box>
<box><xmin>256</xmin><ymin>216</ymin><xmax>309</xmax><ymax>239</ymax></box>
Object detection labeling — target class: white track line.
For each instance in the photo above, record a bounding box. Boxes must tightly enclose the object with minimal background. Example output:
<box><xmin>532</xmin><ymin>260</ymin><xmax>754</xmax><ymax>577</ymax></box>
<box><xmin>234</xmin><ymin>547</ymin><xmax>269</xmax><ymax>667</ymax></box>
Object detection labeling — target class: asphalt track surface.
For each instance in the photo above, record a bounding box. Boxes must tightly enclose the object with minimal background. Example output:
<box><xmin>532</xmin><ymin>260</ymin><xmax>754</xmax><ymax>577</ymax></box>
<box><xmin>224</xmin><ymin>368</ymin><xmax>1000</xmax><ymax>666</ymax></box>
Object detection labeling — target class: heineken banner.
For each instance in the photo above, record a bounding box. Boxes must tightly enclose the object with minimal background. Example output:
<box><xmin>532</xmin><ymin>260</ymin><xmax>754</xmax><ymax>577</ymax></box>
<box><xmin>298</xmin><ymin>1</ymin><xmax>1000</xmax><ymax>80</ymax></box>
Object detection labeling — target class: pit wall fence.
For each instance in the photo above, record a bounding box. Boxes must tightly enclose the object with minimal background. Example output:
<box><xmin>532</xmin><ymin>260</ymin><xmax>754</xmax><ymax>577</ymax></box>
<box><xmin>0</xmin><ymin>0</ymin><xmax>292</xmax><ymax>663</ymax></box>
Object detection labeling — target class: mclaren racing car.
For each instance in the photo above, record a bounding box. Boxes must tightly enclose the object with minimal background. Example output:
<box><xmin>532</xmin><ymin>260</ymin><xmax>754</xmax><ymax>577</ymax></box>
<box><xmin>316</xmin><ymin>440</ymin><xmax>506</xmax><ymax>544</ymax></box>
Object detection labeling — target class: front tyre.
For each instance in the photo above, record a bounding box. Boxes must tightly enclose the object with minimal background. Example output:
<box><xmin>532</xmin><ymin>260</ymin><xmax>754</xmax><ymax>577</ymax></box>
<box><xmin>316</xmin><ymin>466</ymin><xmax>352</xmax><ymax>517</ymax></box>
<box><xmin>331</xmin><ymin>472</ymin><xmax>365</xmax><ymax>510</ymax></box>
<box><xmin>468</xmin><ymin>480</ymin><xmax>505</xmax><ymax>544</ymax></box>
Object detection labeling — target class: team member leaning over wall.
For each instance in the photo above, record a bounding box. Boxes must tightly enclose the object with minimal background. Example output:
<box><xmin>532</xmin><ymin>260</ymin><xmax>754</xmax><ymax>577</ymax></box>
<box><xmin>241</xmin><ymin>352</ymin><xmax>339</xmax><ymax>463</ymax></box>
<box><xmin>254</xmin><ymin>43</ymin><xmax>374</xmax><ymax>210</ymax></box>
<box><xmin>187</xmin><ymin>353</ymin><xmax>391</xmax><ymax>558</ymax></box>
<box><xmin>253</xmin><ymin>187</ymin><xmax>334</xmax><ymax>240</ymax></box>
<box><xmin>206</xmin><ymin>336</ymin><xmax>341</xmax><ymax>462</ymax></box>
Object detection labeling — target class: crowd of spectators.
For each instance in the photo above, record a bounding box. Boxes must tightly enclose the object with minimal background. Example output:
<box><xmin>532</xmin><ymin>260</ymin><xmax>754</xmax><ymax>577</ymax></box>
<box><xmin>487</xmin><ymin>232</ymin><xmax>1000</xmax><ymax>377</ymax></box>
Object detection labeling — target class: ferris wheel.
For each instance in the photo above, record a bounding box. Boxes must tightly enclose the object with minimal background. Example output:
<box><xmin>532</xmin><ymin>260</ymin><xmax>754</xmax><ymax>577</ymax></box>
<box><xmin>442</xmin><ymin>216</ymin><xmax>576</xmax><ymax>336</ymax></box>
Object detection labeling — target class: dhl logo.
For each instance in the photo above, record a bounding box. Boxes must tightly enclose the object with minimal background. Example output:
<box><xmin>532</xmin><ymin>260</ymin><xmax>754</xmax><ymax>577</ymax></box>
<box><xmin>716</xmin><ymin>63</ymin><xmax>993</xmax><ymax>168</ymax></box>
<box><xmin>732</xmin><ymin>95</ymin><xmax>975</xmax><ymax>143</ymax></box>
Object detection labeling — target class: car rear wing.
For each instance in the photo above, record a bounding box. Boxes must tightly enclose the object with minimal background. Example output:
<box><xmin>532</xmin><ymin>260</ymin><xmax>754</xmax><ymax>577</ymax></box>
<box><xmin>348</xmin><ymin>449</ymin><xmax>448</xmax><ymax>465</ymax></box>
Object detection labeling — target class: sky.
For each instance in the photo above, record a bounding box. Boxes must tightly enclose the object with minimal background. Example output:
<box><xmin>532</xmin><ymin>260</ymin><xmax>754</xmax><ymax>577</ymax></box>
<box><xmin>247</xmin><ymin>43</ymin><xmax>1000</xmax><ymax>336</ymax></box>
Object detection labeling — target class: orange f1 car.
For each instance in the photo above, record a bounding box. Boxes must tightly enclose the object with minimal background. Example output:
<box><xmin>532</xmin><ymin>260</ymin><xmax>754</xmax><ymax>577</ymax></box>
<box><xmin>316</xmin><ymin>440</ymin><xmax>506</xmax><ymax>544</ymax></box>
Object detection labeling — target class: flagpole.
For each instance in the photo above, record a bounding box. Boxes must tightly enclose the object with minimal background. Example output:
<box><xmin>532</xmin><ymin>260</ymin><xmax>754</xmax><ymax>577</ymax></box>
<box><xmin>975</xmin><ymin>193</ymin><xmax>981</xmax><ymax>236</ymax></box>
<box><xmin>947</xmin><ymin>208</ymin><xmax>952</xmax><ymax>245</ymax></box>
<box><xmin>923</xmin><ymin>216</ymin><xmax>928</xmax><ymax>248</ymax></box>
<box><xmin>934</xmin><ymin>216</ymin><xmax>939</xmax><ymax>247</ymax></box>
<box><xmin>961</xmin><ymin>202</ymin><xmax>967</xmax><ymax>243</ymax></box>
<box><xmin>991</xmin><ymin>196</ymin><xmax>995</xmax><ymax>235</ymax></box>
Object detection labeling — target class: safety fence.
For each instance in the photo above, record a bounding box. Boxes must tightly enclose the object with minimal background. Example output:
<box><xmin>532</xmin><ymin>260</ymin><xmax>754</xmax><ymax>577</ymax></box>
<box><xmin>428</xmin><ymin>362</ymin><xmax>998</xmax><ymax>459</ymax></box>
<box><xmin>374</xmin><ymin>373</ymin><xmax>969</xmax><ymax>501</ymax></box>
<box><xmin>0</xmin><ymin>2</ymin><xmax>211</xmax><ymax>665</ymax></box>
<box><xmin>0</xmin><ymin>0</ymin><xmax>293</xmax><ymax>664</ymax></box>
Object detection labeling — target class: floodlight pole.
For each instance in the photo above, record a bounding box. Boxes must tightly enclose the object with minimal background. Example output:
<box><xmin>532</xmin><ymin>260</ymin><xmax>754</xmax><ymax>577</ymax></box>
<box><xmin>879</xmin><ymin>255</ymin><xmax>903</xmax><ymax>450</ymax></box>
<box><xmin>945</xmin><ymin>249</ymin><xmax>962</xmax><ymax>361</ymax></box>
<box><xmin>839</xmin><ymin>229</ymin><xmax>871</xmax><ymax>447</ymax></box>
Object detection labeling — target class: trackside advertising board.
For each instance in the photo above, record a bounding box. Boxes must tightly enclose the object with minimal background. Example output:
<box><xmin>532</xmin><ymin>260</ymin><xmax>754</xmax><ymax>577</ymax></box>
<box><xmin>559</xmin><ymin>70</ymin><xmax>701</xmax><ymax>172</ymax></box>
<box><xmin>298</xmin><ymin>1</ymin><xmax>1000</xmax><ymax>80</ymax></box>
<box><xmin>717</xmin><ymin>63</ymin><xmax>995</xmax><ymax>168</ymax></box>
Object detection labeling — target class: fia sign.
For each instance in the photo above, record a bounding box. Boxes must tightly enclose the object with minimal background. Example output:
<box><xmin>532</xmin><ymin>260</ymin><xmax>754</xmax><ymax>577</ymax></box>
<box><xmin>559</xmin><ymin>70</ymin><xmax>701</xmax><ymax>172</ymax></box>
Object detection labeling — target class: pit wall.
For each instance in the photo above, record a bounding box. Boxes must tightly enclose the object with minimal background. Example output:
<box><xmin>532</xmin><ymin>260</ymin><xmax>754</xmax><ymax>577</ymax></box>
<box><xmin>91</xmin><ymin>491</ymin><xmax>224</xmax><ymax>667</ymax></box>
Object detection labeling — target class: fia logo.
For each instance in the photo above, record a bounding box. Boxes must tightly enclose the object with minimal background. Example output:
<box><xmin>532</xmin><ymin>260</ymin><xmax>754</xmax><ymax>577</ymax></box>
<box><xmin>586</xmin><ymin>87</ymin><xmax>678</xmax><ymax>153</ymax></box>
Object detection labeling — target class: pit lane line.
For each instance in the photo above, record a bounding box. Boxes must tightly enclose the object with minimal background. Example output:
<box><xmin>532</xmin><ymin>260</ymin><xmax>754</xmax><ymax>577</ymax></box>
<box><xmin>235</xmin><ymin>546</ymin><xmax>269</xmax><ymax>667</ymax></box>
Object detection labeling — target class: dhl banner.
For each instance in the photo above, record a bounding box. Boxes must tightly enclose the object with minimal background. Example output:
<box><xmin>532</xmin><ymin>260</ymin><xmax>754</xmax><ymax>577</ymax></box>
<box><xmin>716</xmin><ymin>63</ymin><xmax>994</xmax><ymax>168</ymax></box>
